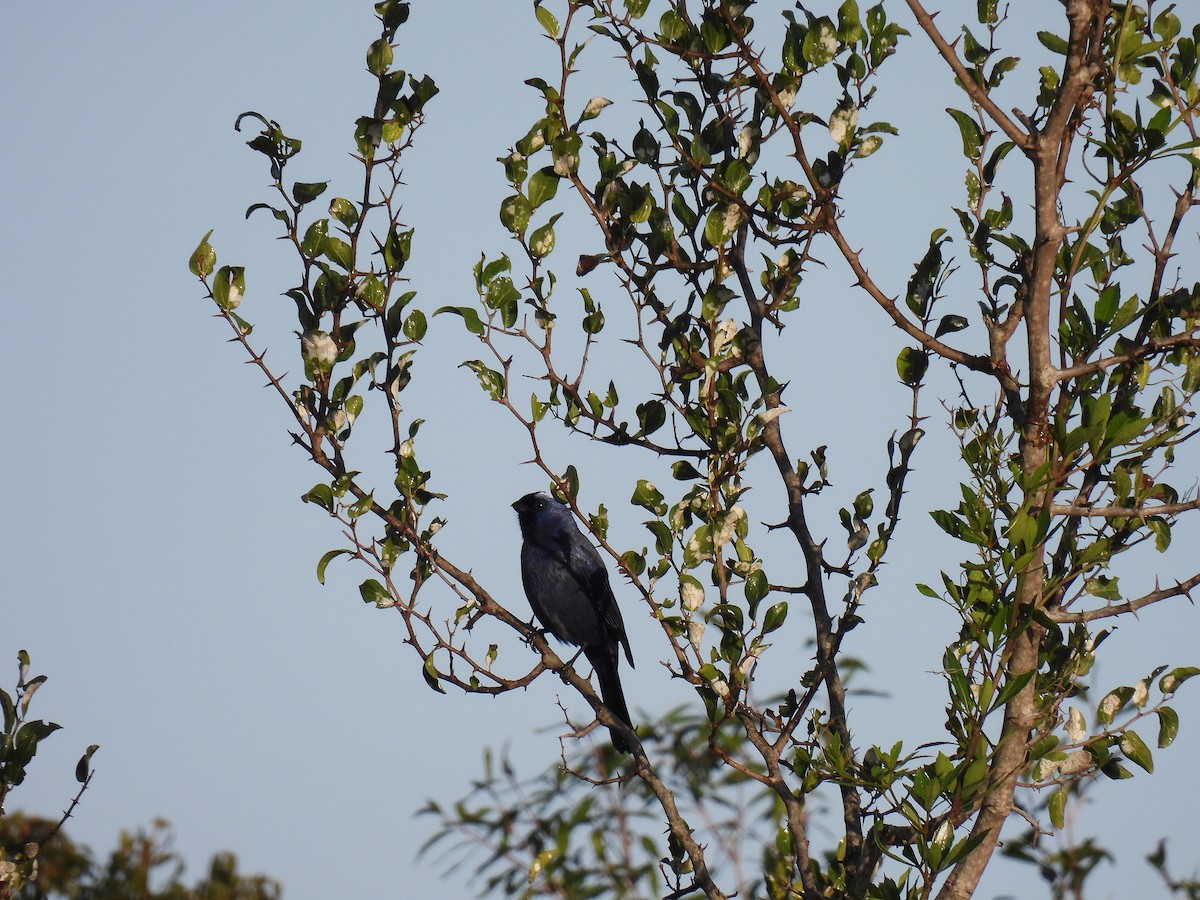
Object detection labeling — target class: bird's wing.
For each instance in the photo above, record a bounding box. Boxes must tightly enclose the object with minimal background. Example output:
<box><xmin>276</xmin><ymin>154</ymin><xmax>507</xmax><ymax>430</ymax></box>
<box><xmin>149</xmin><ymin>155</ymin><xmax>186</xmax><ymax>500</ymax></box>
<box><xmin>540</xmin><ymin>527</ymin><xmax>635</xmax><ymax>666</ymax></box>
<box><xmin>564</xmin><ymin>532</ymin><xmax>633</xmax><ymax>668</ymax></box>
<box><xmin>585</xmin><ymin>566</ymin><xmax>635</xmax><ymax>668</ymax></box>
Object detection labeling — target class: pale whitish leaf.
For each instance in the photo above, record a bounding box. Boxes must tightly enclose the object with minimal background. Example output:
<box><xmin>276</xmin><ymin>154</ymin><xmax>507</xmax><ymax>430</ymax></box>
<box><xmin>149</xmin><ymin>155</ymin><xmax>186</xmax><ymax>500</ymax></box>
<box><xmin>579</xmin><ymin>96</ymin><xmax>612</xmax><ymax>121</ymax></box>
<box><xmin>1066</xmin><ymin>706</ymin><xmax>1086</xmax><ymax>743</ymax></box>
<box><xmin>756</xmin><ymin>406</ymin><xmax>790</xmax><ymax>427</ymax></box>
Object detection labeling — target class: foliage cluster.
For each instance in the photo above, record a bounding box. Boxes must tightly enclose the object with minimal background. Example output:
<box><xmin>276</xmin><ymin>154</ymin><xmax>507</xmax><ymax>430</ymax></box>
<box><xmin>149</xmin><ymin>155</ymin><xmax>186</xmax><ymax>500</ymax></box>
<box><xmin>191</xmin><ymin>1</ymin><xmax>1200</xmax><ymax>897</ymax></box>
<box><xmin>0</xmin><ymin>653</ymin><xmax>96</xmax><ymax>899</ymax></box>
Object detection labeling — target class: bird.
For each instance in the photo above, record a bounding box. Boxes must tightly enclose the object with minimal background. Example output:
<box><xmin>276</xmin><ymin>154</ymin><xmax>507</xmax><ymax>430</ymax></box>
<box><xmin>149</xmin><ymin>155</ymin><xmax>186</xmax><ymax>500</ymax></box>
<box><xmin>511</xmin><ymin>491</ymin><xmax>636</xmax><ymax>753</ymax></box>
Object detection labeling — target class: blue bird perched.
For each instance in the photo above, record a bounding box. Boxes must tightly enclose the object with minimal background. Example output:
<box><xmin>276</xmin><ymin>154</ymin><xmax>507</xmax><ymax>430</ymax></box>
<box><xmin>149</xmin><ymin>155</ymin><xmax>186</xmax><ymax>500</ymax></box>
<box><xmin>512</xmin><ymin>491</ymin><xmax>636</xmax><ymax>753</ymax></box>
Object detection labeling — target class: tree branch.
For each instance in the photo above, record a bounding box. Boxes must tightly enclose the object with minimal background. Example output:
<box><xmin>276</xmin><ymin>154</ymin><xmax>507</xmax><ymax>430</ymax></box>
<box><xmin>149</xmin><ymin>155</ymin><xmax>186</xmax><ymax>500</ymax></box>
<box><xmin>903</xmin><ymin>0</ymin><xmax>1034</xmax><ymax>151</ymax></box>
<box><xmin>1049</xmin><ymin>572</ymin><xmax>1200</xmax><ymax>622</ymax></box>
<box><xmin>1051</xmin><ymin>496</ymin><xmax>1200</xmax><ymax>518</ymax></box>
<box><xmin>1054</xmin><ymin>331</ymin><xmax>1200</xmax><ymax>382</ymax></box>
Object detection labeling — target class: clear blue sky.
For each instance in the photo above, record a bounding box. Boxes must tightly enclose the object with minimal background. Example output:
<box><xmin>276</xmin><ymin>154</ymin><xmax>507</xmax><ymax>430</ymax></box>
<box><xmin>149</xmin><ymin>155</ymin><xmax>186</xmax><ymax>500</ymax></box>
<box><xmin>3</xmin><ymin>3</ymin><xmax>1197</xmax><ymax>898</ymax></box>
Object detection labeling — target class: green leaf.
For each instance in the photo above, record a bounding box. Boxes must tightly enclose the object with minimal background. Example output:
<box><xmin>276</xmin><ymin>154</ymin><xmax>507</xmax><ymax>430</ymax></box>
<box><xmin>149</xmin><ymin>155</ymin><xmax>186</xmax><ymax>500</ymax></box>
<box><xmin>499</xmin><ymin>193</ymin><xmax>533</xmax><ymax>235</ymax></box>
<box><xmin>701</xmin><ymin>19</ymin><xmax>731</xmax><ymax>53</ymax></box>
<box><xmin>704</xmin><ymin>204</ymin><xmax>744</xmax><ymax>246</ymax></box>
<box><xmin>529</xmin><ymin>848</ymin><xmax>557</xmax><ymax>883</ymax></box>
<box><xmin>982</xmin><ymin>141</ymin><xmax>1015</xmax><ymax>184</ymax></box>
<box><xmin>989</xmin><ymin>670</ymin><xmax>1033</xmax><ymax>712</ymax></box>
<box><xmin>633</xmin><ymin>126</ymin><xmax>660</xmax><ymax>163</ymax></box>
<box><xmin>906</xmin><ymin>237</ymin><xmax>943</xmax><ymax>316</ymax></box>
<box><xmin>324</xmin><ymin>235</ymin><xmax>354</xmax><ymax>270</ymax></box>
<box><xmin>659</xmin><ymin>11</ymin><xmax>688</xmax><ymax>42</ymax></box>
<box><xmin>484</xmin><ymin>277</ymin><xmax>519</xmax><ymax>313</ymax></box>
<box><xmin>477</xmin><ymin>253</ymin><xmax>512</xmax><ymax>288</ymax></box>
<box><xmin>1048</xmin><ymin>789</ymin><xmax>1066</xmax><ymax>829</ymax></box>
<box><xmin>838</xmin><ymin>0</ymin><xmax>864</xmax><ymax>44</ymax></box>
<box><xmin>762</xmin><ymin>601</ymin><xmax>788</xmax><ymax>634</ymax></box>
<box><xmin>528</xmin><ymin>167</ymin><xmax>560</xmax><ymax>209</ymax></box>
<box><xmin>623</xmin><ymin>0</ymin><xmax>650</xmax><ymax>19</ymax></box>
<box><xmin>329</xmin><ymin>197</ymin><xmax>359</xmax><ymax>226</ymax></box>
<box><xmin>75</xmin><ymin>744</ymin><xmax>100</xmax><ymax>783</ymax></box>
<box><xmin>359</xmin><ymin>578</ymin><xmax>393</xmax><ymax>607</ymax></box>
<box><xmin>301</xmin><ymin>483</ymin><xmax>335</xmax><ymax>513</ymax></box>
<box><xmin>244</xmin><ymin>203</ymin><xmax>291</xmax><ymax>226</ymax></box>
<box><xmin>581</xmin><ymin>289</ymin><xmax>605</xmax><ymax>333</ymax></box>
<box><xmin>293</xmin><ymin>181</ymin><xmax>329</xmax><ymax>205</ymax></box>
<box><xmin>896</xmin><ymin>347</ymin><xmax>928</xmax><ymax>386</ymax></box>
<box><xmin>1147</xmin><ymin>516</ymin><xmax>1171</xmax><ymax>552</ymax></box>
<box><xmin>934</xmin><ymin>314</ymin><xmax>968</xmax><ymax>337</ymax></box>
<box><xmin>745</xmin><ymin>569</ymin><xmax>769</xmax><ymax>605</ymax></box>
<box><xmin>347</xmin><ymin>493</ymin><xmax>374</xmax><ymax>520</ymax></box>
<box><xmin>463</xmin><ymin>359</ymin><xmax>506</xmax><ymax>401</ymax></box>
<box><xmin>1157</xmin><ymin>706</ymin><xmax>1179</xmax><ymax>748</ymax></box>
<box><xmin>1084</xmin><ymin>575</ymin><xmax>1120</xmax><ymax>601</ymax></box>
<box><xmin>852</xmin><ymin>489</ymin><xmax>873</xmax><ymax>520</ymax></box>
<box><xmin>433</xmin><ymin>305</ymin><xmax>486</xmax><ymax>335</ymax></box>
<box><xmin>1037</xmin><ymin>30</ymin><xmax>1068</xmax><ymax>54</ymax></box>
<box><xmin>350</xmin><ymin>116</ymin><xmax>379</xmax><ymax>158</ymax></box>
<box><xmin>560</xmin><ymin>465</ymin><xmax>580</xmax><ymax>502</ymax></box>
<box><xmin>17</xmin><ymin>719</ymin><xmax>62</xmax><ymax>746</ymax></box>
<box><xmin>1097</xmin><ymin>685</ymin><xmax>1133</xmax><ymax>724</ymax></box>
<box><xmin>671</xmin><ymin>192</ymin><xmax>697</xmax><ymax>228</ymax></box>
<box><xmin>383</xmin><ymin>226</ymin><xmax>414</xmax><ymax>272</ymax></box>
<box><xmin>1119</xmin><ymin>729</ymin><xmax>1154</xmax><ymax>773</ymax></box>
<box><xmin>366</xmin><ymin>38</ymin><xmax>393</xmax><ymax>75</ymax></box>
<box><xmin>1153</xmin><ymin>9</ymin><xmax>1181</xmax><ymax>42</ymax></box>
<box><xmin>802</xmin><ymin>17</ymin><xmax>839</xmax><ymax>68</ymax></box>
<box><xmin>302</xmin><ymin>218</ymin><xmax>329</xmax><ymax>257</ymax></box>
<box><xmin>722</xmin><ymin>160</ymin><xmax>752</xmax><ymax>194</ymax></box>
<box><xmin>1110</xmin><ymin>294</ymin><xmax>1141</xmax><ymax>332</ymax></box>
<box><xmin>551</xmin><ymin>131</ymin><xmax>582</xmax><ymax>176</ymax></box>
<box><xmin>212</xmin><ymin>266</ymin><xmax>245</xmax><ymax>311</ymax></box>
<box><xmin>189</xmin><ymin>230</ymin><xmax>216</xmax><ymax>277</ymax></box>
<box><xmin>636</xmin><ymin>400</ymin><xmax>666</xmax><ymax>435</ymax></box>
<box><xmin>535</xmin><ymin>3</ymin><xmax>559</xmax><ymax>36</ymax></box>
<box><xmin>422</xmin><ymin>652</ymin><xmax>447</xmax><ymax>693</ymax></box>
<box><xmin>631</xmin><ymin>479</ymin><xmax>667</xmax><ymax>516</ymax></box>
<box><xmin>1100</xmin><ymin>759</ymin><xmax>1133</xmax><ymax>779</ymax></box>
<box><xmin>946</xmin><ymin>108</ymin><xmax>983</xmax><ymax>159</ymax></box>
<box><xmin>380</xmin><ymin>119</ymin><xmax>403</xmax><ymax>144</ymax></box>
<box><xmin>988</xmin><ymin>55</ymin><xmax>1019</xmax><ymax>87</ymax></box>
<box><xmin>403</xmin><ymin>309</ymin><xmax>427</xmax><ymax>340</ymax></box>
<box><xmin>316</xmin><ymin>549</ymin><xmax>350</xmax><ymax>584</ymax></box>
<box><xmin>1159</xmin><ymin>666</ymin><xmax>1200</xmax><ymax>694</ymax></box>
<box><xmin>529</xmin><ymin>220</ymin><xmax>556</xmax><ymax>259</ymax></box>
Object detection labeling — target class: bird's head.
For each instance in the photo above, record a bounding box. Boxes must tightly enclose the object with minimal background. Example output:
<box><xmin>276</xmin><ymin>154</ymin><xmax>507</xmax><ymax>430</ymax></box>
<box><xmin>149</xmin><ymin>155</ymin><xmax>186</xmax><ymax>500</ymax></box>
<box><xmin>512</xmin><ymin>491</ymin><xmax>569</xmax><ymax>535</ymax></box>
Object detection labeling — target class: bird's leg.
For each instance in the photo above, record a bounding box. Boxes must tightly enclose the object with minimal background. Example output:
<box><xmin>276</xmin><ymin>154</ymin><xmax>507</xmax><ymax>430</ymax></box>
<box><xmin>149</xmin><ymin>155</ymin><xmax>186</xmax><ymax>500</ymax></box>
<box><xmin>521</xmin><ymin>618</ymin><xmax>552</xmax><ymax>646</ymax></box>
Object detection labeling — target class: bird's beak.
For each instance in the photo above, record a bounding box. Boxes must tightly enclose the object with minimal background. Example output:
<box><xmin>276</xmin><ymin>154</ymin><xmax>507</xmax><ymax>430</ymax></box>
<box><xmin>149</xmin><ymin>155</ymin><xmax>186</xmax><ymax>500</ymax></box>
<box><xmin>512</xmin><ymin>494</ymin><xmax>538</xmax><ymax>515</ymax></box>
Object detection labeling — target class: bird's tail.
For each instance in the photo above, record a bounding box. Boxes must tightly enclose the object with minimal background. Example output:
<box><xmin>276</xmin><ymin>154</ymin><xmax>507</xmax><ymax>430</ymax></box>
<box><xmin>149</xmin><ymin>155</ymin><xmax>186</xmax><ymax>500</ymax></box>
<box><xmin>585</xmin><ymin>646</ymin><xmax>635</xmax><ymax>754</ymax></box>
